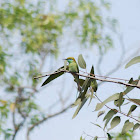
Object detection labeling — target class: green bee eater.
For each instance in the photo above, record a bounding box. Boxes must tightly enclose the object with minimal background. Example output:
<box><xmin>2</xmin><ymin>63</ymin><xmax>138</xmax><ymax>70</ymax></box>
<box><xmin>64</xmin><ymin>57</ymin><xmax>81</xmax><ymax>91</ymax></box>
<box><xmin>42</xmin><ymin>57</ymin><xmax>81</xmax><ymax>91</ymax></box>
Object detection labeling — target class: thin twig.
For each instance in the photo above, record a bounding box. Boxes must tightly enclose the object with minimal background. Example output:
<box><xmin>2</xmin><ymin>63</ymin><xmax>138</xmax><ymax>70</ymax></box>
<box><xmin>79</xmin><ymin>70</ymin><xmax>129</xmax><ymax>81</ymax></box>
<box><xmin>34</xmin><ymin>70</ymin><xmax>62</xmax><ymax>79</ymax></box>
<box><xmin>94</xmin><ymin>94</ymin><xmax>140</xmax><ymax>123</ymax></box>
<box><xmin>27</xmin><ymin>103</ymin><xmax>72</xmax><ymax>140</ymax></box>
<box><xmin>83</xmin><ymin>131</ymin><xmax>107</xmax><ymax>139</ymax></box>
<box><xmin>34</xmin><ymin>69</ymin><xmax>140</xmax><ymax>89</ymax></box>
<box><xmin>61</xmin><ymin>70</ymin><xmax>140</xmax><ymax>89</ymax></box>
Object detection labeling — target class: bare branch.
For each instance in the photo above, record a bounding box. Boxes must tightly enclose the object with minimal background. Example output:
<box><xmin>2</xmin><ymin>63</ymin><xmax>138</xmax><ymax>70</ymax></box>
<box><xmin>34</xmin><ymin>69</ymin><xmax>140</xmax><ymax>89</ymax></box>
<box><xmin>79</xmin><ymin>70</ymin><xmax>129</xmax><ymax>81</ymax></box>
<box><xmin>61</xmin><ymin>70</ymin><xmax>140</xmax><ymax>89</ymax></box>
<box><xmin>27</xmin><ymin>103</ymin><xmax>72</xmax><ymax>140</ymax></box>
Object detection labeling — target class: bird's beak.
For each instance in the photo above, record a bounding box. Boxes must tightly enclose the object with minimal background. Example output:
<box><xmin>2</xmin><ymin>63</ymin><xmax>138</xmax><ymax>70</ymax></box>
<box><xmin>63</xmin><ymin>59</ymin><xmax>67</xmax><ymax>60</ymax></box>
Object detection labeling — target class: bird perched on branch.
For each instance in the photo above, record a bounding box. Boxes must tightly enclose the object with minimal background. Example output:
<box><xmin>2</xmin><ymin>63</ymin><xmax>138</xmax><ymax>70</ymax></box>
<box><xmin>64</xmin><ymin>57</ymin><xmax>81</xmax><ymax>91</ymax></box>
<box><xmin>41</xmin><ymin>57</ymin><xmax>80</xmax><ymax>90</ymax></box>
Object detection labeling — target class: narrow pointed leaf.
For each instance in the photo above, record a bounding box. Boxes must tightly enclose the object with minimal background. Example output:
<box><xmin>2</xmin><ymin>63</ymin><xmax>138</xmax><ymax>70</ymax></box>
<box><xmin>125</xmin><ymin>56</ymin><xmax>140</xmax><ymax>68</ymax></box>
<box><xmin>72</xmin><ymin>95</ymin><xmax>89</xmax><ymax>119</ymax></box>
<box><xmin>91</xmin><ymin>123</ymin><xmax>102</xmax><ymax>129</ymax></box>
<box><xmin>71</xmin><ymin>98</ymin><xmax>81</xmax><ymax>107</ymax></box>
<box><xmin>73</xmin><ymin>78</ymin><xmax>91</xmax><ymax>118</ymax></box>
<box><xmin>78</xmin><ymin>78</ymin><xmax>91</xmax><ymax>100</ymax></box>
<box><xmin>81</xmin><ymin>78</ymin><xmax>90</xmax><ymax>92</ymax></box>
<box><xmin>103</xmin><ymin>109</ymin><xmax>117</xmax><ymax>129</ymax></box>
<box><xmin>41</xmin><ymin>66</ymin><xmax>65</xmax><ymax>86</ymax></box>
<box><xmin>78</xmin><ymin>79</ymin><xmax>85</xmax><ymax>86</ymax></box>
<box><xmin>127</xmin><ymin>105</ymin><xmax>137</xmax><ymax>116</ymax></box>
<box><xmin>107</xmin><ymin>133</ymin><xmax>112</xmax><ymax>140</ymax></box>
<box><xmin>90</xmin><ymin>80</ymin><xmax>98</xmax><ymax>92</ymax></box>
<box><xmin>123</xmin><ymin>78</ymin><xmax>138</xmax><ymax>96</ymax></box>
<box><xmin>88</xmin><ymin>90</ymin><xmax>94</xmax><ymax>105</ymax></box>
<box><xmin>78</xmin><ymin>54</ymin><xmax>86</xmax><ymax>69</ymax></box>
<box><xmin>118</xmin><ymin>92</ymin><xmax>124</xmax><ymax>108</ymax></box>
<box><xmin>97</xmin><ymin>111</ymin><xmax>105</xmax><ymax>118</ymax></box>
<box><xmin>114</xmin><ymin>98</ymin><xmax>124</xmax><ymax>107</ymax></box>
<box><xmin>133</xmin><ymin>123</ymin><xmax>140</xmax><ymax>131</ymax></box>
<box><xmin>103</xmin><ymin>109</ymin><xmax>117</xmax><ymax>121</ymax></box>
<box><xmin>95</xmin><ymin>103</ymin><xmax>104</xmax><ymax>111</ymax></box>
<box><xmin>122</xmin><ymin>120</ymin><xmax>134</xmax><ymax>134</ymax></box>
<box><xmin>90</xmin><ymin>66</ymin><xmax>98</xmax><ymax>92</ymax></box>
<box><xmin>95</xmin><ymin>93</ymin><xmax>120</xmax><ymax>111</ymax></box>
<box><xmin>108</xmin><ymin>116</ymin><xmax>121</xmax><ymax>131</ymax></box>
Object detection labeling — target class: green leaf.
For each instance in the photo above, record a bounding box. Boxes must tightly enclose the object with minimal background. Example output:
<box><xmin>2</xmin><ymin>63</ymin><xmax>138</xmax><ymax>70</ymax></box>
<box><xmin>78</xmin><ymin>79</ymin><xmax>85</xmax><ymax>86</ymax></box>
<box><xmin>118</xmin><ymin>92</ymin><xmax>124</xmax><ymax>109</ymax></box>
<box><xmin>103</xmin><ymin>110</ymin><xmax>117</xmax><ymax>121</ymax></box>
<box><xmin>91</xmin><ymin>123</ymin><xmax>102</xmax><ymax>129</ymax></box>
<box><xmin>108</xmin><ymin>116</ymin><xmax>121</xmax><ymax>131</ymax></box>
<box><xmin>41</xmin><ymin>66</ymin><xmax>65</xmax><ymax>86</ymax></box>
<box><xmin>122</xmin><ymin>120</ymin><xmax>134</xmax><ymax>134</ymax></box>
<box><xmin>127</xmin><ymin>98</ymin><xmax>140</xmax><ymax>106</ymax></box>
<box><xmin>107</xmin><ymin>133</ymin><xmax>112</xmax><ymax>140</ymax></box>
<box><xmin>125</xmin><ymin>56</ymin><xmax>140</xmax><ymax>68</ymax></box>
<box><xmin>123</xmin><ymin>78</ymin><xmax>138</xmax><ymax>96</ymax></box>
<box><xmin>133</xmin><ymin>123</ymin><xmax>140</xmax><ymax>131</ymax></box>
<box><xmin>114</xmin><ymin>92</ymin><xmax>124</xmax><ymax>110</ymax></box>
<box><xmin>88</xmin><ymin>90</ymin><xmax>94</xmax><ymax>105</ymax></box>
<box><xmin>80</xmin><ymin>136</ymin><xmax>85</xmax><ymax>140</ymax></box>
<box><xmin>127</xmin><ymin>105</ymin><xmax>137</xmax><ymax>116</ymax></box>
<box><xmin>71</xmin><ymin>98</ymin><xmax>81</xmax><ymax>107</ymax></box>
<box><xmin>73</xmin><ymin>77</ymin><xmax>91</xmax><ymax>118</ymax></box>
<box><xmin>95</xmin><ymin>103</ymin><xmax>104</xmax><ymax>111</ymax></box>
<box><xmin>90</xmin><ymin>66</ymin><xmax>98</xmax><ymax>92</ymax></box>
<box><xmin>81</xmin><ymin>78</ymin><xmax>90</xmax><ymax>92</ymax></box>
<box><xmin>97</xmin><ymin>111</ymin><xmax>105</xmax><ymax>118</ymax></box>
<box><xmin>114</xmin><ymin>98</ymin><xmax>124</xmax><ymax>107</ymax></box>
<box><xmin>78</xmin><ymin>54</ymin><xmax>86</xmax><ymax>69</ymax></box>
<box><xmin>72</xmin><ymin>94</ymin><xmax>89</xmax><ymax>119</ymax></box>
<box><xmin>78</xmin><ymin>78</ymin><xmax>91</xmax><ymax>100</ymax></box>
<box><xmin>95</xmin><ymin>93</ymin><xmax>120</xmax><ymax>111</ymax></box>
<box><xmin>103</xmin><ymin>109</ymin><xmax>117</xmax><ymax>129</ymax></box>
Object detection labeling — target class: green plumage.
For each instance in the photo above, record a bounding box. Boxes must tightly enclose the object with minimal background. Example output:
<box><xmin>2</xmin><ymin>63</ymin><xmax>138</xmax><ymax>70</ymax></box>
<box><xmin>67</xmin><ymin>59</ymin><xmax>80</xmax><ymax>91</ymax></box>
<box><xmin>69</xmin><ymin>61</ymin><xmax>79</xmax><ymax>84</ymax></box>
<box><xmin>69</xmin><ymin>61</ymin><xmax>79</xmax><ymax>73</ymax></box>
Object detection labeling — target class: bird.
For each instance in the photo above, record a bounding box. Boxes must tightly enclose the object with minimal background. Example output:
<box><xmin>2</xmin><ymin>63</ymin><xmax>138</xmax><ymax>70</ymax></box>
<box><xmin>41</xmin><ymin>57</ymin><xmax>80</xmax><ymax>89</ymax></box>
<box><xmin>64</xmin><ymin>57</ymin><xmax>81</xmax><ymax>91</ymax></box>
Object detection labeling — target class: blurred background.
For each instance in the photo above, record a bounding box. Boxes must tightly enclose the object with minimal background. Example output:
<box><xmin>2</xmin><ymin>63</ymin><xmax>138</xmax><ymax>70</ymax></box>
<box><xmin>0</xmin><ymin>0</ymin><xmax>140</xmax><ymax>140</ymax></box>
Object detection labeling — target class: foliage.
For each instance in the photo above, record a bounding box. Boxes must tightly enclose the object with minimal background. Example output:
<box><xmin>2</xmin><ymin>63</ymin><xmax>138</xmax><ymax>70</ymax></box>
<box><xmin>125</xmin><ymin>56</ymin><xmax>140</xmax><ymax>68</ymax></box>
<box><xmin>42</xmin><ymin>54</ymin><xmax>140</xmax><ymax>139</ymax></box>
<box><xmin>0</xmin><ymin>0</ymin><xmax>117</xmax><ymax>139</ymax></box>
<box><xmin>112</xmin><ymin>130</ymin><xmax>134</xmax><ymax>140</ymax></box>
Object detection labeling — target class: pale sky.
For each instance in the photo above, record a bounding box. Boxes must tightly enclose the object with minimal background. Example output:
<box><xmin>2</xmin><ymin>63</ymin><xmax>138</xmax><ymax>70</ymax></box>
<box><xmin>14</xmin><ymin>0</ymin><xmax>140</xmax><ymax>140</ymax></box>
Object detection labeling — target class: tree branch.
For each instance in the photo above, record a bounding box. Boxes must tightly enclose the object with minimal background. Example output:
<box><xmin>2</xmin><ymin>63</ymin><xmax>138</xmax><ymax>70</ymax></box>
<box><xmin>55</xmin><ymin>70</ymin><xmax>140</xmax><ymax>89</ymax></box>
<box><xmin>26</xmin><ymin>103</ymin><xmax>72</xmax><ymax>140</ymax></box>
<box><xmin>94</xmin><ymin>94</ymin><xmax>140</xmax><ymax>123</ymax></box>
